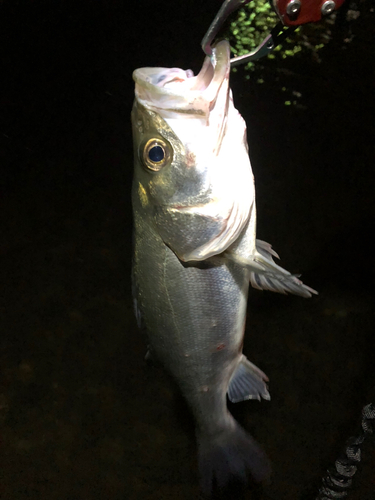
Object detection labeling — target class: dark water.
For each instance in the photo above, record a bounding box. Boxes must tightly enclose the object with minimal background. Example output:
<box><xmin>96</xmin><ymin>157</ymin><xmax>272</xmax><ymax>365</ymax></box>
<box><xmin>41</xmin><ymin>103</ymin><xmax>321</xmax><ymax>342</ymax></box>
<box><xmin>1</xmin><ymin>1</ymin><xmax>374</xmax><ymax>498</ymax></box>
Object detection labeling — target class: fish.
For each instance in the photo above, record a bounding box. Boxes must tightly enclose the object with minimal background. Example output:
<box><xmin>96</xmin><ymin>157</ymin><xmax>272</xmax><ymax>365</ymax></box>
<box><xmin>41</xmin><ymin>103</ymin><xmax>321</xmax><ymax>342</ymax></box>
<box><xmin>131</xmin><ymin>40</ymin><xmax>317</xmax><ymax>495</ymax></box>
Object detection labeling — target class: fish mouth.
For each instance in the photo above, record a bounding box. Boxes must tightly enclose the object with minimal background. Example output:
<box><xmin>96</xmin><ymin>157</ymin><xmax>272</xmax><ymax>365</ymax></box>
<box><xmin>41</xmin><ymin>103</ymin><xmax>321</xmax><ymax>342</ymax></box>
<box><xmin>132</xmin><ymin>40</ymin><xmax>231</xmax><ymax>119</ymax></box>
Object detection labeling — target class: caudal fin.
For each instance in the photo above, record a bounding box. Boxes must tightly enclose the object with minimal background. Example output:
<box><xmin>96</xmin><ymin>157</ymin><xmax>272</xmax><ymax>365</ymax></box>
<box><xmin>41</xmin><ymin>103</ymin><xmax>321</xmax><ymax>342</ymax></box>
<box><xmin>197</xmin><ymin>418</ymin><xmax>270</xmax><ymax>496</ymax></box>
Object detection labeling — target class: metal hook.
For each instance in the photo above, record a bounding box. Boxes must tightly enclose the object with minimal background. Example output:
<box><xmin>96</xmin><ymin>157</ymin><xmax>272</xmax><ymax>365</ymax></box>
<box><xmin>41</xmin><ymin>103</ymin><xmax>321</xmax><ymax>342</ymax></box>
<box><xmin>201</xmin><ymin>0</ymin><xmax>250</xmax><ymax>57</ymax></box>
<box><xmin>230</xmin><ymin>22</ymin><xmax>295</xmax><ymax>65</ymax></box>
<box><xmin>201</xmin><ymin>0</ymin><xmax>295</xmax><ymax>65</ymax></box>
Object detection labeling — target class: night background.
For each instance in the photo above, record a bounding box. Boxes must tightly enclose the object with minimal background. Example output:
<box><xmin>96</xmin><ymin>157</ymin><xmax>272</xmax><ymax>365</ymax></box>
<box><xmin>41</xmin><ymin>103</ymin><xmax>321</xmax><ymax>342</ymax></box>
<box><xmin>1</xmin><ymin>0</ymin><xmax>374</xmax><ymax>499</ymax></box>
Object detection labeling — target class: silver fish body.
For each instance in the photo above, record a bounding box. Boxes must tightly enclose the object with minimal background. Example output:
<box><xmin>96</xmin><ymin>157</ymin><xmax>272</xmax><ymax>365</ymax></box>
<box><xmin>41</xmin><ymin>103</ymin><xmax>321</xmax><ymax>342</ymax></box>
<box><xmin>131</xmin><ymin>41</ymin><xmax>316</xmax><ymax>493</ymax></box>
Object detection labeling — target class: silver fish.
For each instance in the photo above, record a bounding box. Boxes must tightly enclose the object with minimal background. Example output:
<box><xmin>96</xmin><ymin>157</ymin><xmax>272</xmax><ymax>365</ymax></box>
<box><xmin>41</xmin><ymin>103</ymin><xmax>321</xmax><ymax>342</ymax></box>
<box><xmin>131</xmin><ymin>40</ymin><xmax>316</xmax><ymax>494</ymax></box>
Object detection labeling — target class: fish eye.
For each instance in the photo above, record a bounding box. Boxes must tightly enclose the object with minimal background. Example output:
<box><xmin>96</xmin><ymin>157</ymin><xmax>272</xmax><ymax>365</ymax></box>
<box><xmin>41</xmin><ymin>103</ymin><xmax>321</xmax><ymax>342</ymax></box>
<box><xmin>141</xmin><ymin>138</ymin><xmax>172</xmax><ymax>172</ymax></box>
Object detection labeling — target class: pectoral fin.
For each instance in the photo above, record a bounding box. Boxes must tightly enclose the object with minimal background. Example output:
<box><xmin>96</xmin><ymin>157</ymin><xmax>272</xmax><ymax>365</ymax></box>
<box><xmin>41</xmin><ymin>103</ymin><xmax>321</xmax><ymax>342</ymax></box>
<box><xmin>226</xmin><ymin>239</ymin><xmax>318</xmax><ymax>298</ymax></box>
<box><xmin>228</xmin><ymin>355</ymin><xmax>270</xmax><ymax>403</ymax></box>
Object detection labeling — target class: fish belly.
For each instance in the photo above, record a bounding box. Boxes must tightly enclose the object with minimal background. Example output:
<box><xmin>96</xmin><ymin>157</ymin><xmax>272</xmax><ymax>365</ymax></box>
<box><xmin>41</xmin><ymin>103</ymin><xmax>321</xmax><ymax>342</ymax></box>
<box><xmin>133</xmin><ymin>212</ymin><xmax>249</xmax><ymax>432</ymax></box>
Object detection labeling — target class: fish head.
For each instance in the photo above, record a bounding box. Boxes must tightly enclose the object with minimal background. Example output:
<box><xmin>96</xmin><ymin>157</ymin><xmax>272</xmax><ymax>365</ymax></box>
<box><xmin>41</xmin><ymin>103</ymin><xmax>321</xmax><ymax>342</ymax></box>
<box><xmin>132</xmin><ymin>41</ymin><xmax>255</xmax><ymax>261</ymax></box>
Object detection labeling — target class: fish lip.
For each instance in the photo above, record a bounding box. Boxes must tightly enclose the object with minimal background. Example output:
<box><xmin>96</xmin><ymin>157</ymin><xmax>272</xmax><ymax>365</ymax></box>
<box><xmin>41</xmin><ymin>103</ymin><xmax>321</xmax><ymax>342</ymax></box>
<box><xmin>167</xmin><ymin>205</ymin><xmax>191</xmax><ymax>210</ymax></box>
<box><xmin>163</xmin><ymin>203</ymin><xmax>207</xmax><ymax>213</ymax></box>
<box><xmin>132</xmin><ymin>40</ymin><xmax>231</xmax><ymax>117</ymax></box>
<box><xmin>163</xmin><ymin>199</ymin><xmax>224</xmax><ymax>213</ymax></box>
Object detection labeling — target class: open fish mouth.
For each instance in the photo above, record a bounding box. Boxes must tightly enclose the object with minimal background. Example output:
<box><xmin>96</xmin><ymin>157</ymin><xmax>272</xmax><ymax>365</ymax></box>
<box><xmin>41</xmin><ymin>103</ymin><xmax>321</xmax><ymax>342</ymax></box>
<box><xmin>132</xmin><ymin>40</ymin><xmax>231</xmax><ymax>120</ymax></box>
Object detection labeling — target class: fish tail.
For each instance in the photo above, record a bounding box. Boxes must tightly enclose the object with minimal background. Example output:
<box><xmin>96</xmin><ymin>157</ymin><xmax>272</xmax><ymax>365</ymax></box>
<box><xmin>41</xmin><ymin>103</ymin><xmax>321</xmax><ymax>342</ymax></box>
<box><xmin>197</xmin><ymin>417</ymin><xmax>270</xmax><ymax>496</ymax></box>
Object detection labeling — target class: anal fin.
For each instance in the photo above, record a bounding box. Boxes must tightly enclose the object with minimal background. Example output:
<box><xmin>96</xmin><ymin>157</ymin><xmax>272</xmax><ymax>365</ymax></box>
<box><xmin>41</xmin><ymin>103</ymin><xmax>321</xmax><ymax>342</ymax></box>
<box><xmin>228</xmin><ymin>355</ymin><xmax>270</xmax><ymax>403</ymax></box>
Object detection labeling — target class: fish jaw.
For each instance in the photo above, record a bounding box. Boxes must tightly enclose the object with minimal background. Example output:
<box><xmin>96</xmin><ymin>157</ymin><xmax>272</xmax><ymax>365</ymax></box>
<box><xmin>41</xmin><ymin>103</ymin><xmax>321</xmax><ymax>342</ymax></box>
<box><xmin>132</xmin><ymin>40</ymin><xmax>230</xmax><ymax>120</ymax></box>
<box><xmin>133</xmin><ymin>41</ymin><xmax>231</xmax><ymax>161</ymax></box>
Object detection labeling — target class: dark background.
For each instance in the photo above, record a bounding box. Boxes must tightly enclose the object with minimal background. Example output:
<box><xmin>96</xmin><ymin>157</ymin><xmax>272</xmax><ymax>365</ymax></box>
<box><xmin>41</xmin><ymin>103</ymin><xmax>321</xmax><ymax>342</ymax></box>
<box><xmin>1</xmin><ymin>0</ymin><xmax>374</xmax><ymax>499</ymax></box>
